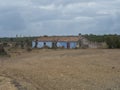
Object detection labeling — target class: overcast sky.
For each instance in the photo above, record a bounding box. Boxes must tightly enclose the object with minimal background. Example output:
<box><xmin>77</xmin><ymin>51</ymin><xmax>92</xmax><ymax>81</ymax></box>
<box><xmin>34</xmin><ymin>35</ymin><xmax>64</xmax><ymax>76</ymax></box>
<box><xmin>0</xmin><ymin>0</ymin><xmax>120</xmax><ymax>37</ymax></box>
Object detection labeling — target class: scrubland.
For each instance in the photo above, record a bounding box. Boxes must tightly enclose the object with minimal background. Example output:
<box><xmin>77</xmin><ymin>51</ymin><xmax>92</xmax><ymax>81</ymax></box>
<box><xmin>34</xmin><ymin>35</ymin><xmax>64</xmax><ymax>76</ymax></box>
<box><xmin>0</xmin><ymin>49</ymin><xmax>120</xmax><ymax>90</ymax></box>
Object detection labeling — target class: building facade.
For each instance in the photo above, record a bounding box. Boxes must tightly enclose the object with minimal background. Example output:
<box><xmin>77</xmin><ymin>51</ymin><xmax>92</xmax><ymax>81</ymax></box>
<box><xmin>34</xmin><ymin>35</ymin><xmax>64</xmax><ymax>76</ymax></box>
<box><xmin>32</xmin><ymin>35</ymin><xmax>107</xmax><ymax>49</ymax></box>
<box><xmin>33</xmin><ymin>35</ymin><xmax>81</xmax><ymax>49</ymax></box>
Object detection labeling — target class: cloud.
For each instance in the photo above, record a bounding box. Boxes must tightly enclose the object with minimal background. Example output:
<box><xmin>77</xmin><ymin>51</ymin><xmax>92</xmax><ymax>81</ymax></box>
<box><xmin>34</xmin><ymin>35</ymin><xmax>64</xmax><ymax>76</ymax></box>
<box><xmin>0</xmin><ymin>0</ymin><xmax>120</xmax><ymax>37</ymax></box>
<box><xmin>0</xmin><ymin>6</ymin><xmax>26</xmax><ymax>32</ymax></box>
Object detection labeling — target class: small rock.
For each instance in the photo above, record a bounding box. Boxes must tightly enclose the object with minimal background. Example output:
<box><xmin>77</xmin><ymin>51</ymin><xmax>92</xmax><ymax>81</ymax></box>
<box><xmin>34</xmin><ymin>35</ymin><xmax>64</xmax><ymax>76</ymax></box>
<box><xmin>112</xmin><ymin>67</ymin><xmax>115</xmax><ymax>69</ymax></box>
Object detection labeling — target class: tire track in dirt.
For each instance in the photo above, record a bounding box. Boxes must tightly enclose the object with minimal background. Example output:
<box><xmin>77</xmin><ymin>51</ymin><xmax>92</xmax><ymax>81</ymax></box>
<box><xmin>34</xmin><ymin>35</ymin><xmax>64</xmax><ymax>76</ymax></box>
<box><xmin>0</xmin><ymin>74</ymin><xmax>38</xmax><ymax>90</ymax></box>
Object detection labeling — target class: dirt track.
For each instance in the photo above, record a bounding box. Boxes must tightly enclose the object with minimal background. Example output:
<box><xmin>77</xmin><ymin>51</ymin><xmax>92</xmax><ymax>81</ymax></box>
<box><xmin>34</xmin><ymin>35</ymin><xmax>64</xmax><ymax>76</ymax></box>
<box><xmin>0</xmin><ymin>49</ymin><xmax>120</xmax><ymax>90</ymax></box>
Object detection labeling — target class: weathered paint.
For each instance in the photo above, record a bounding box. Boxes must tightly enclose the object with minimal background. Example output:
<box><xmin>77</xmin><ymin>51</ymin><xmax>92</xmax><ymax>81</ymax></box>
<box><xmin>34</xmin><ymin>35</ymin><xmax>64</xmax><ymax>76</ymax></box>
<box><xmin>32</xmin><ymin>41</ymin><xmax>77</xmax><ymax>49</ymax></box>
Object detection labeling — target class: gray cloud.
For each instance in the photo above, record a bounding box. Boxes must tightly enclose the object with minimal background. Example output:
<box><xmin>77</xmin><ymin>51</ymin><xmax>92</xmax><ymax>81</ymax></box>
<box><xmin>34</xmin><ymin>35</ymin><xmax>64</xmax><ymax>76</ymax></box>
<box><xmin>0</xmin><ymin>0</ymin><xmax>120</xmax><ymax>37</ymax></box>
<box><xmin>0</xmin><ymin>7</ymin><xmax>26</xmax><ymax>31</ymax></box>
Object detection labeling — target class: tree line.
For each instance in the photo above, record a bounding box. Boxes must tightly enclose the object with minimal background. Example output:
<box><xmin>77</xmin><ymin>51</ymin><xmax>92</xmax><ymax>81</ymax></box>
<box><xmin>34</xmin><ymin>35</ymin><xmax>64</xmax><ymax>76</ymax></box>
<box><xmin>84</xmin><ymin>34</ymin><xmax>120</xmax><ymax>49</ymax></box>
<box><xmin>0</xmin><ymin>37</ymin><xmax>38</xmax><ymax>49</ymax></box>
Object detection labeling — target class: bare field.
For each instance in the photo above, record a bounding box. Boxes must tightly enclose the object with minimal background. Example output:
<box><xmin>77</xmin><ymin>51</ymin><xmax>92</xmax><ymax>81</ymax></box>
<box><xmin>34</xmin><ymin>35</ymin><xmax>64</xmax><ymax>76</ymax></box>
<box><xmin>0</xmin><ymin>49</ymin><xmax>120</xmax><ymax>90</ymax></box>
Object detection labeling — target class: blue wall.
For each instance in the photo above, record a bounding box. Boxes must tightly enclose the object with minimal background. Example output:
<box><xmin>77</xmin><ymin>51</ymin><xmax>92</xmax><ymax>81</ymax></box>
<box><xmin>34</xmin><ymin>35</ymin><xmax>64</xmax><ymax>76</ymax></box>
<box><xmin>32</xmin><ymin>42</ymin><xmax>52</xmax><ymax>48</ymax></box>
<box><xmin>32</xmin><ymin>41</ymin><xmax>77</xmax><ymax>48</ymax></box>
<box><xmin>57</xmin><ymin>42</ymin><xmax>77</xmax><ymax>48</ymax></box>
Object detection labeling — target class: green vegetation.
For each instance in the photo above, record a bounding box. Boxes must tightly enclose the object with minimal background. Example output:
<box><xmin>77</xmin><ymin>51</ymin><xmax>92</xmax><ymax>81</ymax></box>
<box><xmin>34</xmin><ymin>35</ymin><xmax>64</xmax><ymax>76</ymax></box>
<box><xmin>0</xmin><ymin>45</ymin><xmax>7</xmax><ymax>56</ymax></box>
<box><xmin>84</xmin><ymin>34</ymin><xmax>120</xmax><ymax>49</ymax></box>
<box><xmin>0</xmin><ymin>37</ymin><xmax>37</xmax><ymax>43</ymax></box>
<box><xmin>0</xmin><ymin>37</ymin><xmax>38</xmax><ymax>52</ymax></box>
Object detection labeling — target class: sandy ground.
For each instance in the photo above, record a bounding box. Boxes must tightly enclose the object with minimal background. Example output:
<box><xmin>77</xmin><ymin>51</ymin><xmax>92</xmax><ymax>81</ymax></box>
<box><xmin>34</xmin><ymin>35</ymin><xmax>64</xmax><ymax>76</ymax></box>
<box><xmin>0</xmin><ymin>49</ymin><xmax>120</xmax><ymax>90</ymax></box>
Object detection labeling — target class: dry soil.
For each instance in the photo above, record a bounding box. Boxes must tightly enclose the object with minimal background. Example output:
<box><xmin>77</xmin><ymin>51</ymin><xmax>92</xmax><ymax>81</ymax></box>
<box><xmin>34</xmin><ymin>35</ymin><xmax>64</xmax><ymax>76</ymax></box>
<box><xmin>0</xmin><ymin>49</ymin><xmax>120</xmax><ymax>90</ymax></box>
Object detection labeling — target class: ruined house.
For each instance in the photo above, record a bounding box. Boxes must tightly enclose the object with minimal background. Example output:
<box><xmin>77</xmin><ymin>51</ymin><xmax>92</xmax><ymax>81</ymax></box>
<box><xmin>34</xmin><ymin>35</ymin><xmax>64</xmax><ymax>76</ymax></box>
<box><xmin>33</xmin><ymin>36</ymin><xmax>79</xmax><ymax>49</ymax></box>
<box><xmin>32</xmin><ymin>35</ymin><xmax>87</xmax><ymax>49</ymax></box>
<box><xmin>32</xmin><ymin>34</ymin><xmax>107</xmax><ymax>49</ymax></box>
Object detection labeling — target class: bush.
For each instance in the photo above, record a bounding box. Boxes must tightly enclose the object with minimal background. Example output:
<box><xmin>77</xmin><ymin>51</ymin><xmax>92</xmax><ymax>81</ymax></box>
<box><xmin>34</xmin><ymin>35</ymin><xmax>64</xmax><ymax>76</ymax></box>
<box><xmin>0</xmin><ymin>46</ymin><xmax>8</xmax><ymax>56</ymax></box>
<box><xmin>26</xmin><ymin>47</ymin><xmax>32</xmax><ymax>52</ymax></box>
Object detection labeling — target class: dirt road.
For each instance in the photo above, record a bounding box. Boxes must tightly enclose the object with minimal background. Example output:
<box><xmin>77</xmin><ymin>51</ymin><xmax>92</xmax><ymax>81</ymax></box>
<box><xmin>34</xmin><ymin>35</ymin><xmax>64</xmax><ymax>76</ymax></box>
<box><xmin>0</xmin><ymin>49</ymin><xmax>120</xmax><ymax>90</ymax></box>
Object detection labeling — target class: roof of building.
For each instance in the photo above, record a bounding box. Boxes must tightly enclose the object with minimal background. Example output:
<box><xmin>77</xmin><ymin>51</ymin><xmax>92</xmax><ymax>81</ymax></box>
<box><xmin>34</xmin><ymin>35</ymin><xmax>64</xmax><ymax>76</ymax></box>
<box><xmin>36</xmin><ymin>36</ymin><xmax>80</xmax><ymax>42</ymax></box>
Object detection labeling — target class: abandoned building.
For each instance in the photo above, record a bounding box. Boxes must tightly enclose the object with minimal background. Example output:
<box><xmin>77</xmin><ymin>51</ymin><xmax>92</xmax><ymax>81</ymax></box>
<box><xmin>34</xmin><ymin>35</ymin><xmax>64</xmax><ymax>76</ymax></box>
<box><xmin>32</xmin><ymin>34</ymin><xmax>102</xmax><ymax>49</ymax></box>
<box><xmin>33</xmin><ymin>36</ymin><xmax>80</xmax><ymax>49</ymax></box>
<box><xmin>32</xmin><ymin>34</ymin><xmax>107</xmax><ymax>49</ymax></box>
